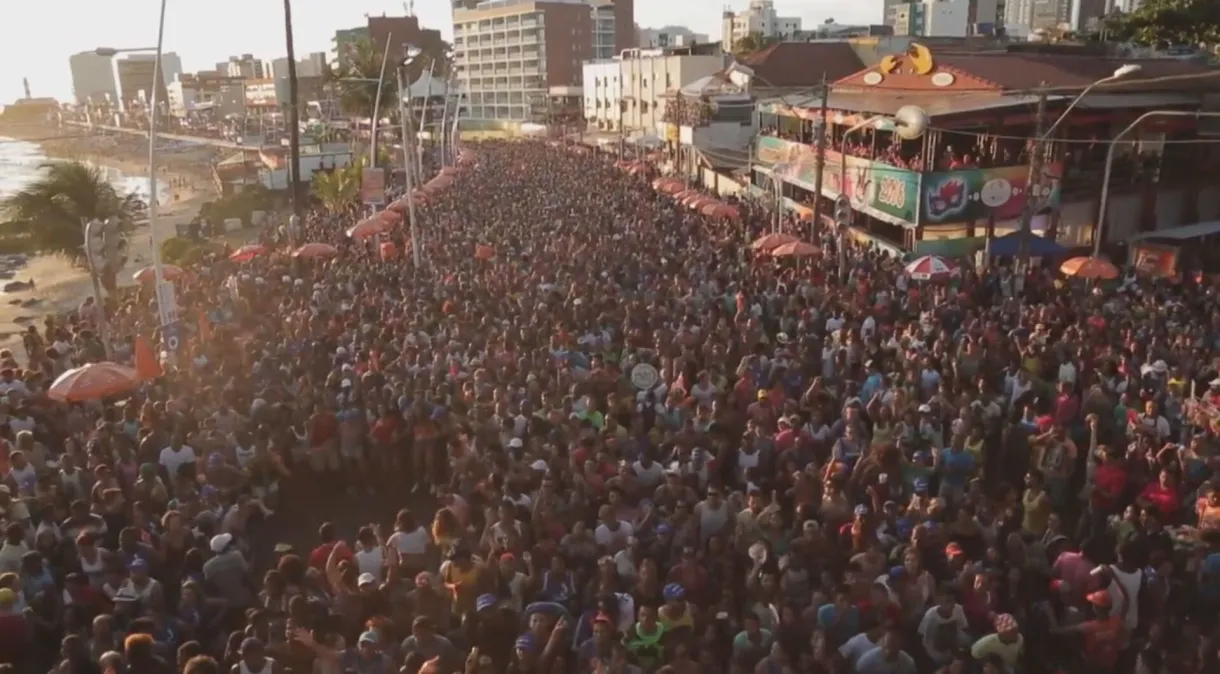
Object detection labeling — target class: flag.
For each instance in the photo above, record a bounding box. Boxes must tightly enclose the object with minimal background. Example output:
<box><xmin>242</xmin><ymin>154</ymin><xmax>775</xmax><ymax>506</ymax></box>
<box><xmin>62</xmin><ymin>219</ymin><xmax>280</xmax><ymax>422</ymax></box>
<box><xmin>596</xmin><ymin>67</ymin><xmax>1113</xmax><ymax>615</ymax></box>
<box><xmin>197</xmin><ymin>308</ymin><xmax>212</xmax><ymax>342</ymax></box>
<box><xmin>134</xmin><ymin>335</ymin><xmax>162</xmax><ymax>380</ymax></box>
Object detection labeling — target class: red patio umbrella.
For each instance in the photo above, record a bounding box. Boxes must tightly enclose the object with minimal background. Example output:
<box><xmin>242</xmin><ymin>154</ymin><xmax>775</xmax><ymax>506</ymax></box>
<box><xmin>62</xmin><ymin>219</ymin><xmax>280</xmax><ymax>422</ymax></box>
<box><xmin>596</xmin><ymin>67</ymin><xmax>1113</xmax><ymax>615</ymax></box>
<box><xmin>347</xmin><ymin>218</ymin><xmax>390</xmax><ymax>240</ymax></box>
<box><xmin>133</xmin><ymin>264</ymin><xmax>185</xmax><ymax>283</ymax></box>
<box><xmin>474</xmin><ymin>244</ymin><xmax>496</xmax><ymax>260</ymax></box>
<box><xmin>771</xmin><ymin>241</ymin><xmax>821</xmax><ymax>258</ymax></box>
<box><xmin>751</xmin><ymin>233</ymin><xmax>799</xmax><ymax>251</ymax></box>
<box><xmin>712</xmin><ymin>204</ymin><xmax>741</xmax><ymax>219</ymax></box>
<box><xmin>904</xmin><ymin>255</ymin><xmax>960</xmax><ymax>281</ymax></box>
<box><xmin>48</xmin><ymin>362</ymin><xmax>141</xmax><ymax>402</ymax></box>
<box><xmin>292</xmin><ymin>243</ymin><xmax>340</xmax><ymax>259</ymax></box>
<box><xmin>1060</xmin><ymin>256</ymin><xmax>1119</xmax><ymax>280</ymax></box>
<box><xmin>700</xmin><ymin>201</ymin><xmax>725</xmax><ymax>216</ymax></box>
<box><xmin>228</xmin><ymin>244</ymin><xmax>267</xmax><ymax>263</ymax></box>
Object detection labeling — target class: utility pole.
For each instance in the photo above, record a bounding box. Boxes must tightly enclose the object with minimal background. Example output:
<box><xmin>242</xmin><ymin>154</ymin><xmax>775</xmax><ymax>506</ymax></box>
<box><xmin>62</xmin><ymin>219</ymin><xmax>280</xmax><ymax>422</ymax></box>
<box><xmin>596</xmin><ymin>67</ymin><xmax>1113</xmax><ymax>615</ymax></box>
<box><xmin>618</xmin><ymin>103</ymin><xmax>625</xmax><ymax>157</ymax></box>
<box><xmin>1017</xmin><ymin>85</ymin><xmax>1048</xmax><ymax>270</ymax></box>
<box><xmin>810</xmin><ymin>74</ymin><xmax>830</xmax><ymax>238</ymax></box>
<box><xmin>282</xmin><ymin>0</ymin><xmax>302</xmax><ymax>227</ymax></box>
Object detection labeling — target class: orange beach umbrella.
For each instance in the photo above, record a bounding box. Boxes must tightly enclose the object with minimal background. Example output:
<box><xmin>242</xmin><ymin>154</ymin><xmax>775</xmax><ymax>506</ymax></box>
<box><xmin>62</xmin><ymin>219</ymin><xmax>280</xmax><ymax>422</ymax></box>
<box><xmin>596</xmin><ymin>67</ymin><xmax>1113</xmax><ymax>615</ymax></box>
<box><xmin>48</xmin><ymin>362</ymin><xmax>141</xmax><ymax>402</ymax></box>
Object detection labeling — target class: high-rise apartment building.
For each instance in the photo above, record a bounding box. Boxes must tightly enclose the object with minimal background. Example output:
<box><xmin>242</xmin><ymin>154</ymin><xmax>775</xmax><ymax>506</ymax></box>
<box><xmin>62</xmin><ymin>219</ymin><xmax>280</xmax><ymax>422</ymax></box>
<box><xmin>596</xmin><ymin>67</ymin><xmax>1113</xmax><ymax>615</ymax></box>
<box><xmin>69</xmin><ymin>51</ymin><xmax>119</xmax><ymax>105</ymax></box>
<box><xmin>721</xmin><ymin>0</ymin><xmax>802</xmax><ymax>53</ymax></box>
<box><xmin>272</xmin><ymin>53</ymin><xmax>328</xmax><ymax>80</ymax></box>
<box><xmin>116</xmin><ymin>55</ymin><xmax>169</xmax><ymax>109</ymax></box>
<box><xmin>159</xmin><ymin>53</ymin><xmax>184</xmax><ymax>87</ymax></box>
<box><xmin>220</xmin><ymin>54</ymin><xmax>266</xmax><ymax>79</ymax></box>
<box><xmin>889</xmin><ymin>0</ymin><xmax>1001</xmax><ymax>35</ymax></box>
<box><xmin>637</xmin><ymin>26</ymin><xmax>710</xmax><ymax>48</ymax></box>
<box><xmin>452</xmin><ymin>0</ymin><xmax>635</xmax><ymax>121</ymax></box>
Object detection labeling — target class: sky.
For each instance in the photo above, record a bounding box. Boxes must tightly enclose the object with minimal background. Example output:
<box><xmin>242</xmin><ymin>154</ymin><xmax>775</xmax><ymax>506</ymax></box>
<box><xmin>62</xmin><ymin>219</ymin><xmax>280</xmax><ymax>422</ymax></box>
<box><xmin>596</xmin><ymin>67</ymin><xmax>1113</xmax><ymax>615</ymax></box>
<box><xmin>1</xmin><ymin>0</ymin><xmax>874</xmax><ymax>105</ymax></box>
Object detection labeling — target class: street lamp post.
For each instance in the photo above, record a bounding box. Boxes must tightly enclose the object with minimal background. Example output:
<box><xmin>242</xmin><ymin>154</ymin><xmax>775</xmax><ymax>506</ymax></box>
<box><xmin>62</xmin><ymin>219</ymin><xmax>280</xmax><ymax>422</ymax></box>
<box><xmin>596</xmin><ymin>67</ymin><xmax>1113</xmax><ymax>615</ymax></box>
<box><xmin>398</xmin><ymin>47</ymin><xmax>425</xmax><ymax>269</ymax></box>
<box><xmin>1094</xmin><ymin>110</ymin><xmax>1220</xmax><ymax>255</ymax></box>
<box><xmin>1017</xmin><ymin>64</ymin><xmax>1142</xmax><ymax>265</ymax></box>
<box><xmin>770</xmin><ymin>163</ymin><xmax>790</xmax><ymax>234</ymax></box>
<box><xmin>95</xmin><ymin>0</ymin><xmax>176</xmax><ymax>350</ymax></box>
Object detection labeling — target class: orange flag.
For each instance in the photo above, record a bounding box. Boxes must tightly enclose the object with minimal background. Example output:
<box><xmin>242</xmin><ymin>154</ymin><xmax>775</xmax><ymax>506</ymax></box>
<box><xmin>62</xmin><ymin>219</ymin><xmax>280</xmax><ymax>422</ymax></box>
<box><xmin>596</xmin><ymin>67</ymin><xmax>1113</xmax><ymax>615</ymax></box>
<box><xmin>197</xmin><ymin>308</ymin><xmax>212</xmax><ymax>342</ymax></box>
<box><xmin>134</xmin><ymin>335</ymin><xmax>163</xmax><ymax>380</ymax></box>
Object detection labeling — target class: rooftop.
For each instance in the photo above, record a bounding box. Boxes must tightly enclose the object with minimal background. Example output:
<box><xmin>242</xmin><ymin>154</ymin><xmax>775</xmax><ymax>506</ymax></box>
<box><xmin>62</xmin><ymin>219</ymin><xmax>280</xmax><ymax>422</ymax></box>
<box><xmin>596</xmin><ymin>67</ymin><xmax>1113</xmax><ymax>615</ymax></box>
<box><xmin>728</xmin><ymin>42</ymin><xmax>869</xmax><ymax>88</ymax></box>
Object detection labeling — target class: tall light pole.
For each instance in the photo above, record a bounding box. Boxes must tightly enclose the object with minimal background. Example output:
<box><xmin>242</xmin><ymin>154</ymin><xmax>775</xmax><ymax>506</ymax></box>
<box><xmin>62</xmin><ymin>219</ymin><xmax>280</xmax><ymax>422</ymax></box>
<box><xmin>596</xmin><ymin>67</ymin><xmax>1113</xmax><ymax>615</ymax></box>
<box><xmin>95</xmin><ymin>0</ymin><xmax>177</xmax><ymax>344</ymax></box>
<box><xmin>398</xmin><ymin>46</ymin><xmax>424</xmax><ymax>269</ymax></box>
<box><xmin>1017</xmin><ymin>64</ymin><xmax>1142</xmax><ymax>265</ymax></box>
<box><xmin>1094</xmin><ymin>110</ymin><xmax>1220</xmax><ymax>255</ymax></box>
<box><xmin>282</xmin><ymin>0</ymin><xmax>303</xmax><ymax>233</ymax></box>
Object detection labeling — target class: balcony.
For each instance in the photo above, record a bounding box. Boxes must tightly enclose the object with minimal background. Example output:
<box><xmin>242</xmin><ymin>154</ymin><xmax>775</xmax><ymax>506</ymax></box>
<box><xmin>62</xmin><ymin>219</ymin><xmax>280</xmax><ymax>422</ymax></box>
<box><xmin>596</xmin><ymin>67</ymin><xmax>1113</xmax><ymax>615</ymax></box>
<box><xmin>755</xmin><ymin>135</ymin><xmax>1037</xmax><ymax>227</ymax></box>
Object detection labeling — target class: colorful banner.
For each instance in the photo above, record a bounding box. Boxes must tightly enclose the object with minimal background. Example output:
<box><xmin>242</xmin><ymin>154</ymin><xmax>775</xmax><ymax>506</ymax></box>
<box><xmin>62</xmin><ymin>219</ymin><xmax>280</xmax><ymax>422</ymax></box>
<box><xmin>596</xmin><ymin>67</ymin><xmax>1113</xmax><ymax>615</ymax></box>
<box><xmin>756</xmin><ymin>137</ymin><xmax>920</xmax><ymax>226</ymax></box>
<box><xmin>919</xmin><ymin>163</ymin><xmax>1062</xmax><ymax>226</ymax></box>
<box><xmin>1131</xmin><ymin>242</ymin><xmax>1179</xmax><ymax>279</ymax></box>
<box><xmin>361</xmin><ymin>167</ymin><xmax>386</xmax><ymax>206</ymax></box>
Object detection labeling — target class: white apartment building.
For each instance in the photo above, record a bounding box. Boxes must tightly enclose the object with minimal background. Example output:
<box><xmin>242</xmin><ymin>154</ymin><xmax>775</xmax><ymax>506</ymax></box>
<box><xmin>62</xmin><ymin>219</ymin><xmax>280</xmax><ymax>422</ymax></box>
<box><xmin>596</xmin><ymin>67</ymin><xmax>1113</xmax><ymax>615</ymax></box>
<box><xmin>637</xmin><ymin>27</ymin><xmax>710</xmax><ymax>48</ymax></box>
<box><xmin>924</xmin><ymin>0</ymin><xmax>971</xmax><ymax>35</ymax></box>
<box><xmin>166</xmin><ymin>79</ymin><xmax>197</xmax><ymax>118</ymax></box>
<box><xmin>453</xmin><ymin>0</ymin><xmax>618</xmax><ymax>121</ymax></box>
<box><xmin>69</xmin><ymin>51</ymin><xmax>119</xmax><ymax>105</ymax></box>
<box><xmin>582</xmin><ymin>49</ymin><xmax>725</xmax><ymax>133</ymax></box>
<box><xmin>721</xmin><ymin>0</ymin><xmax>801</xmax><ymax>52</ymax></box>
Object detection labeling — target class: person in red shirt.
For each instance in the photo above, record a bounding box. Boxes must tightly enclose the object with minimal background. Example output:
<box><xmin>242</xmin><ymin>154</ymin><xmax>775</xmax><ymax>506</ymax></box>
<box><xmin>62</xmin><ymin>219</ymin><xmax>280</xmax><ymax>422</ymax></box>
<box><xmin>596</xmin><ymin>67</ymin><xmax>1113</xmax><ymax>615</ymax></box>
<box><xmin>1054</xmin><ymin>588</ymin><xmax>1128</xmax><ymax>673</ymax></box>
<box><xmin>307</xmin><ymin>403</ymin><xmax>339</xmax><ymax>474</ymax></box>
<box><xmin>308</xmin><ymin>522</ymin><xmax>351</xmax><ymax>571</ymax></box>
<box><xmin>1138</xmin><ymin>469</ymin><xmax>1182</xmax><ymax>522</ymax></box>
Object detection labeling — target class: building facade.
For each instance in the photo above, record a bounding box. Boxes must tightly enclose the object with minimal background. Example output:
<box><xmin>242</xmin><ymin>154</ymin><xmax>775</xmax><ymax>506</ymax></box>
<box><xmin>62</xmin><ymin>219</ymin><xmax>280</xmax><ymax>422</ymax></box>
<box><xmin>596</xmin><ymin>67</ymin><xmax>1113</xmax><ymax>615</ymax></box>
<box><xmin>924</xmin><ymin>0</ymin><xmax>972</xmax><ymax>35</ymax></box>
<box><xmin>637</xmin><ymin>26</ymin><xmax>710</xmax><ymax>48</ymax></box>
<box><xmin>272</xmin><ymin>53</ymin><xmax>327</xmax><ymax>80</ymax></box>
<box><xmin>582</xmin><ymin>49</ymin><xmax>725</xmax><ymax>132</ymax></box>
<box><xmin>721</xmin><ymin>0</ymin><xmax>801</xmax><ymax>52</ymax></box>
<box><xmin>159</xmin><ymin>53</ymin><xmax>184</xmax><ymax>87</ymax></box>
<box><xmin>453</xmin><ymin>0</ymin><xmax>635</xmax><ymax>122</ymax></box>
<box><xmin>888</xmin><ymin>0</ymin><xmax>1000</xmax><ymax>35</ymax></box>
<box><xmin>368</xmin><ymin>15</ymin><xmax>444</xmax><ymax>73</ymax></box>
<box><xmin>333</xmin><ymin>27</ymin><xmax>371</xmax><ymax>68</ymax></box>
<box><xmin>220</xmin><ymin>54</ymin><xmax>267</xmax><ymax>79</ymax></box>
<box><xmin>69</xmin><ymin>51</ymin><xmax>118</xmax><ymax>105</ymax></box>
<box><xmin>116</xmin><ymin>55</ymin><xmax>169</xmax><ymax>109</ymax></box>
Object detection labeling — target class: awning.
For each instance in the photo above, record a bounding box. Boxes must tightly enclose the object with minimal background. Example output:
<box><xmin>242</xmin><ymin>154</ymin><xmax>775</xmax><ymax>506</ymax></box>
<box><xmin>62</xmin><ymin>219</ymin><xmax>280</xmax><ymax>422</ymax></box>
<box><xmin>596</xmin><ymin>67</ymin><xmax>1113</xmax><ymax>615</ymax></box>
<box><xmin>987</xmin><ymin>231</ymin><xmax>1067</xmax><ymax>257</ymax></box>
<box><xmin>1127</xmin><ymin>220</ymin><xmax>1220</xmax><ymax>242</ymax></box>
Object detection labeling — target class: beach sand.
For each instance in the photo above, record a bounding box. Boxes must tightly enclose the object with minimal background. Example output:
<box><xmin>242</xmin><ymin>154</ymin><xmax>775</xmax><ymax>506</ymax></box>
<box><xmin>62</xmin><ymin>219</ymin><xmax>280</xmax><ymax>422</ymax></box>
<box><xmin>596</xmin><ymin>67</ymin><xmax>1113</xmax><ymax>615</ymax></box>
<box><xmin>0</xmin><ymin>129</ymin><xmax>218</xmax><ymax>359</ymax></box>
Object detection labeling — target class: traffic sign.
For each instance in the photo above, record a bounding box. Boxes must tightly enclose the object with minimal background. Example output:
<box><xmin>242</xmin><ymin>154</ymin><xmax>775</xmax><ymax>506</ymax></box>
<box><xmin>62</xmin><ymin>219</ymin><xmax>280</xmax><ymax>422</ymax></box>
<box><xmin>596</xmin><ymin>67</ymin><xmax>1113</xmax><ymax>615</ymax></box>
<box><xmin>155</xmin><ymin>279</ymin><xmax>179</xmax><ymax>326</ymax></box>
<box><xmin>162</xmin><ymin>322</ymin><xmax>181</xmax><ymax>352</ymax></box>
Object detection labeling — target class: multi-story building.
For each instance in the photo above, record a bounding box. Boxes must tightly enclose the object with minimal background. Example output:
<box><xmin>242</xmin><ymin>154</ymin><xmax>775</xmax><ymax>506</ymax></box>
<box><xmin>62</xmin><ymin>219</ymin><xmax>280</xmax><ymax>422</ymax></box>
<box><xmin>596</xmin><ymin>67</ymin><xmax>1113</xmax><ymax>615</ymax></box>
<box><xmin>69</xmin><ymin>51</ymin><xmax>119</xmax><ymax>105</ymax></box>
<box><xmin>272</xmin><ymin>53</ymin><xmax>327</xmax><ymax>80</ymax></box>
<box><xmin>166</xmin><ymin>78</ymin><xmax>197</xmax><ymax>118</ymax></box>
<box><xmin>1070</xmin><ymin>0</ymin><xmax>1111</xmax><ymax>31</ymax></box>
<box><xmin>582</xmin><ymin>48</ymin><xmax>725</xmax><ymax>132</ymax></box>
<box><xmin>1029</xmin><ymin>0</ymin><xmax>1071</xmax><ymax>30</ymax></box>
<box><xmin>220</xmin><ymin>54</ymin><xmax>267</xmax><ymax>80</ymax></box>
<box><xmin>453</xmin><ymin>0</ymin><xmax>635</xmax><ymax>122</ymax></box>
<box><xmin>116</xmin><ymin>55</ymin><xmax>169</xmax><ymax>110</ymax></box>
<box><xmin>637</xmin><ymin>26</ymin><xmax>709</xmax><ymax>49</ymax></box>
<box><xmin>333</xmin><ymin>27</ymin><xmax>370</xmax><ymax>68</ymax></box>
<box><xmin>889</xmin><ymin>0</ymin><xmax>1000</xmax><ymax>35</ymax></box>
<box><xmin>367</xmin><ymin>15</ymin><xmax>445</xmax><ymax>73</ymax></box>
<box><xmin>721</xmin><ymin>0</ymin><xmax>802</xmax><ymax>52</ymax></box>
<box><xmin>159</xmin><ymin>53</ymin><xmax>184</xmax><ymax>87</ymax></box>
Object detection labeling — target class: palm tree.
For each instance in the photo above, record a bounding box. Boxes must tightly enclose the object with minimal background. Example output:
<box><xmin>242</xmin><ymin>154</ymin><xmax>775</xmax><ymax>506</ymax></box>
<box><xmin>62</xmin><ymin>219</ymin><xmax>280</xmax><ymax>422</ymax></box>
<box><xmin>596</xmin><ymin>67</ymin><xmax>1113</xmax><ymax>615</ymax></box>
<box><xmin>310</xmin><ymin>164</ymin><xmax>361</xmax><ymax>213</ymax></box>
<box><xmin>331</xmin><ymin>37</ymin><xmax>453</xmax><ymax>121</ymax></box>
<box><xmin>0</xmin><ymin>161</ymin><xmax>139</xmax><ymax>283</ymax></box>
<box><xmin>283</xmin><ymin>0</ymin><xmax>303</xmax><ymax>222</ymax></box>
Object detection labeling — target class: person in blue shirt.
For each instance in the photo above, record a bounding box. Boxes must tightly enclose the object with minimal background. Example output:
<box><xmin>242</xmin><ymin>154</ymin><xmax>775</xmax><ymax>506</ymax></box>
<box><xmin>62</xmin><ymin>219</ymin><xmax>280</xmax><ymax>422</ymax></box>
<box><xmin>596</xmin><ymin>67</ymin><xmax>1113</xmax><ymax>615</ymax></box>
<box><xmin>816</xmin><ymin>584</ymin><xmax>860</xmax><ymax>644</ymax></box>
<box><xmin>936</xmin><ymin>437</ymin><xmax>976</xmax><ymax>504</ymax></box>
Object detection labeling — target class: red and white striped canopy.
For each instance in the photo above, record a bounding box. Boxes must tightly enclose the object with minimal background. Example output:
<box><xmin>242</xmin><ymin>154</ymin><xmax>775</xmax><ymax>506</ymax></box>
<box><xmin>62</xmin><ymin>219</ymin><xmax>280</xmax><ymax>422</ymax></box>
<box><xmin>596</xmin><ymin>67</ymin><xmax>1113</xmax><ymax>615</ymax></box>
<box><xmin>904</xmin><ymin>255</ymin><xmax>960</xmax><ymax>281</ymax></box>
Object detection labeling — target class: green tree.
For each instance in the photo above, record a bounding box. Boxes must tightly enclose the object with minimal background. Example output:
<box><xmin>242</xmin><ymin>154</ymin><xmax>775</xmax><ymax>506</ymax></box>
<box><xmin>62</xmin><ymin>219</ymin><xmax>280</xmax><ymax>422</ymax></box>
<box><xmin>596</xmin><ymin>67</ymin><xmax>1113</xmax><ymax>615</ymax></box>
<box><xmin>1104</xmin><ymin>0</ymin><xmax>1220</xmax><ymax>46</ymax></box>
<box><xmin>732</xmin><ymin>31</ymin><xmax>779</xmax><ymax>56</ymax></box>
<box><xmin>330</xmin><ymin>37</ymin><xmax>453</xmax><ymax>120</ymax></box>
<box><xmin>311</xmin><ymin>164</ymin><xmax>362</xmax><ymax>213</ymax></box>
<box><xmin>0</xmin><ymin>161</ymin><xmax>140</xmax><ymax>270</ymax></box>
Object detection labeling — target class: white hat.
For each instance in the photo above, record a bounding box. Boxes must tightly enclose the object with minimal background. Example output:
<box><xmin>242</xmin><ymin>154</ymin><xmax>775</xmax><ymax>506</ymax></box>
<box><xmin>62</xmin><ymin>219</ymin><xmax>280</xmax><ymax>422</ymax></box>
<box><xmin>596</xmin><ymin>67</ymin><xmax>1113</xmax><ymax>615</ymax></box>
<box><xmin>209</xmin><ymin>533</ymin><xmax>234</xmax><ymax>553</ymax></box>
<box><xmin>530</xmin><ymin>459</ymin><xmax>549</xmax><ymax>471</ymax></box>
<box><xmin>508</xmin><ymin>438</ymin><xmax>524</xmax><ymax>449</ymax></box>
<box><xmin>357</xmin><ymin>572</ymin><xmax>376</xmax><ymax>586</ymax></box>
<box><xmin>1152</xmin><ymin>360</ymin><xmax>1168</xmax><ymax>374</ymax></box>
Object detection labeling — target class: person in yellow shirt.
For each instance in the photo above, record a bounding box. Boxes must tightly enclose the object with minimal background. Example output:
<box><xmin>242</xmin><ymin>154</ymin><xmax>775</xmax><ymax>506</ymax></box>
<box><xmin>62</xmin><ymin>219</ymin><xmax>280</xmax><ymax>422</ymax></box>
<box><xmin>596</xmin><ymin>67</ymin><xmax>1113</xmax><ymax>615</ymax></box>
<box><xmin>971</xmin><ymin>613</ymin><xmax>1024</xmax><ymax>669</ymax></box>
<box><xmin>1021</xmin><ymin>470</ymin><xmax>1053</xmax><ymax>537</ymax></box>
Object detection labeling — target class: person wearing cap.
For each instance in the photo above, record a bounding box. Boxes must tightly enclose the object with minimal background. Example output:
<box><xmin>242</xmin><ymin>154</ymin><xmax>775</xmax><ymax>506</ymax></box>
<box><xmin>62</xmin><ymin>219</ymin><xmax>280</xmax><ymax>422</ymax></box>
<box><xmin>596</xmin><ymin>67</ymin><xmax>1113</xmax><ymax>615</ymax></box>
<box><xmin>1053</xmin><ymin>586</ymin><xmax>1128</xmax><ymax>673</ymax></box>
<box><xmin>339</xmin><ymin>630</ymin><xmax>392</xmax><ymax>674</ymax></box>
<box><xmin>970</xmin><ymin>613</ymin><xmax>1024</xmax><ymax>669</ymax></box>
<box><xmin>203</xmin><ymin>533</ymin><xmax>252</xmax><ymax>613</ymax></box>
<box><xmin>400</xmin><ymin>615</ymin><xmax>461</xmax><ymax>672</ymax></box>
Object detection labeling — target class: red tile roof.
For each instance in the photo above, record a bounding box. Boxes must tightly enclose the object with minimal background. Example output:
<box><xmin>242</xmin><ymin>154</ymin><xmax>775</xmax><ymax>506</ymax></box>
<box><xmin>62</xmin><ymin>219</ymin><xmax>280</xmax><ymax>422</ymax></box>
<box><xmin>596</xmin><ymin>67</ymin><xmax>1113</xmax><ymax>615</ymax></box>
<box><xmin>736</xmin><ymin>42</ymin><xmax>868</xmax><ymax>88</ymax></box>
<box><xmin>934</xmin><ymin>52</ymin><xmax>1219</xmax><ymax>92</ymax></box>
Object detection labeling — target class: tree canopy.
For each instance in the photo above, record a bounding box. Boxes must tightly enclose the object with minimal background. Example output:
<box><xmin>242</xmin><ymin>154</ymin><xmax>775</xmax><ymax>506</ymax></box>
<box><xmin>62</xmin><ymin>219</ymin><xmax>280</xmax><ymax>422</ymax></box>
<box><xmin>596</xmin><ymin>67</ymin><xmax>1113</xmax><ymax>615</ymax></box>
<box><xmin>731</xmin><ymin>31</ymin><xmax>780</xmax><ymax>56</ymax></box>
<box><xmin>311</xmin><ymin>164</ymin><xmax>362</xmax><ymax>213</ymax></box>
<box><xmin>1104</xmin><ymin>0</ymin><xmax>1220</xmax><ymax>46</ymax></box>
<box><xmin>329</xmin><ymin>37</ymin><xmax>453</xmax><ymax>120</ymax></box>
<box><xmin>0</xmin><ymin>161</ymin><xmax>140</xmax><ymax>283</ymax></box>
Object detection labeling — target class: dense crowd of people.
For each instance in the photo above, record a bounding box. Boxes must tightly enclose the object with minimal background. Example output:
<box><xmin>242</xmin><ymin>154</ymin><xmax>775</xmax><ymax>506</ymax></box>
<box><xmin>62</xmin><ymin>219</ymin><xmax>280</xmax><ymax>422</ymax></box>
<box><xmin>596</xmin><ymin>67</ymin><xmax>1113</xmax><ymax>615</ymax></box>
<box><xmin>2</xmin><ymin>138</ymin><xmax>1220</xmax><ymax>674</ymax></box>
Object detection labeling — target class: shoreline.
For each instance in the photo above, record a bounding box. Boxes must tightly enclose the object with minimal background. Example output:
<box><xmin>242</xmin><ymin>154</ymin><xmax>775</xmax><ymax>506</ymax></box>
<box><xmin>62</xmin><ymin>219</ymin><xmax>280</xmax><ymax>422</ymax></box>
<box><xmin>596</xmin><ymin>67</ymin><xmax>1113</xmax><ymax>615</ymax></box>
<box><xmin>0</xmin><ymin>124</ymin><xmax>219</xmax><ymax>360</ymax></box>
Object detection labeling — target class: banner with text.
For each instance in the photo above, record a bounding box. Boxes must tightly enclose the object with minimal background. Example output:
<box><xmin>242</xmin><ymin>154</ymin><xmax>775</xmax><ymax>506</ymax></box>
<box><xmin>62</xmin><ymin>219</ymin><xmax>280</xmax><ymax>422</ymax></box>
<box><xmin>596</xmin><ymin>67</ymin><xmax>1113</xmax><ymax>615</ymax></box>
<box><xmin>919</xmin><ymin>163</ymin><xmax>1063</xmax><ymax>227</ymax></box>
<box><xmin>757</xmin><ymin>136</ymin><xmax>919</xmax><ymax>227</ymax></box>
<box><xmin>361</xmin><ymin>168</ymin><xmax>386</xmax><ymax>207</ymax></box>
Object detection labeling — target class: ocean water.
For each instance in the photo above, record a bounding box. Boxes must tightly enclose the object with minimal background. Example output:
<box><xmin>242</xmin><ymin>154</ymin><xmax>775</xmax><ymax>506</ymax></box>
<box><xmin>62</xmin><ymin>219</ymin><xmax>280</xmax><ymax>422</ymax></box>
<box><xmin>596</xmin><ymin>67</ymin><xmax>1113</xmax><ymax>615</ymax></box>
<box><xmin>0</xmin><ymin>136</ymin><xmax>169</xmax><ymax>203</ymax></box>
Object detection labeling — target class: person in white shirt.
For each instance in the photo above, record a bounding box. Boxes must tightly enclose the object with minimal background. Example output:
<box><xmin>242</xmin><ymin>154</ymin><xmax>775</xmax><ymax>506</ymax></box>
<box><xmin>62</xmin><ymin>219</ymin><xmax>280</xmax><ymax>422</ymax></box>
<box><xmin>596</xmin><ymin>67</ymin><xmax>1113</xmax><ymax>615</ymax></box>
<box><xmin>158</xmin><ymin>437</ymin><xmax>197</xmax><ymax>482</ymax></box>
<box><xmin>594</xmin><ymin>505</ymin><xmax>634</xmax><ymax>548</ymax></box>
<box><xmin>839</xmin><ymin>619</ymin><xmax>886</xmax><ymax>667</ymax></box>
<box><xmin>918</xmin><ymin>589</ymin><xmax>970</xmax><ymax>665</ymax></box>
